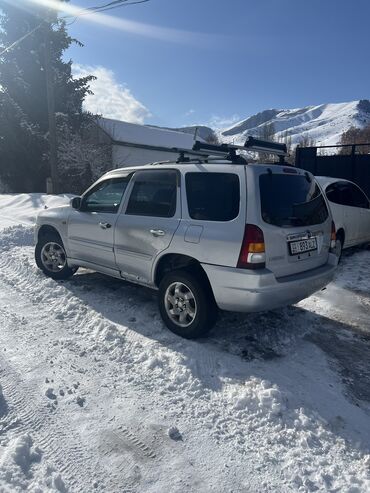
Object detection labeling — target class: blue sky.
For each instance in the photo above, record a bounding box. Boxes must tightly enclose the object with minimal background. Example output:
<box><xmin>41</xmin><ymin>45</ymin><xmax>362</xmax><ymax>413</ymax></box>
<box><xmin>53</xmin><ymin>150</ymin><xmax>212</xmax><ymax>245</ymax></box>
<box><xmin>65</xmin><ymin>0</ymin><xmax>370</xmax><ymax>128</ymax></box>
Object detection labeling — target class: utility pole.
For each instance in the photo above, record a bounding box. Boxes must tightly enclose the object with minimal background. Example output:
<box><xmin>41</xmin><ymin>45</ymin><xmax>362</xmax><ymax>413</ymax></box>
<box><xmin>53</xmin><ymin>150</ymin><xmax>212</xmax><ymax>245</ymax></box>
<box><xmin>43</xmin><ymin>11</ymin><xmax>58</xmax><ymax>194</ymax></box>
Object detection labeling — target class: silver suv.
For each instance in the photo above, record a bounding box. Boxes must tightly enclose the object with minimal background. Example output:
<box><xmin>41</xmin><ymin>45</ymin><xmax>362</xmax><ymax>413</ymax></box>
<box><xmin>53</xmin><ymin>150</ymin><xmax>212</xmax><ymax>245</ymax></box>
<box><xmin>35</xmin><ymin>148</ymin><xmax>338</xmax><ymax>338</ymax></box>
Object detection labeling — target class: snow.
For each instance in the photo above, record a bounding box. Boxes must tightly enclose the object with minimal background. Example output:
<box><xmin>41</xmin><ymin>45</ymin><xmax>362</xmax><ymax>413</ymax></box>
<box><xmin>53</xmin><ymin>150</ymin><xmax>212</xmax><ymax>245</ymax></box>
<box><xmin>0</xmin><ymin>194</ymin><xmax>370</xmax><ymax>492</ymax></box>
<box><xmin>0</xmin><ymin>434</ymin><xmax>65</xmax><ymax>492</ymax></box>
<box><xmin>0</xmin><ymin>194</ymin><xmax>71</xmax><ymax>228</ymax></box>
<box><xmin>220</xmin><ymin>100</ymin><xmax>370</xmax><ymax>147</ymax></box>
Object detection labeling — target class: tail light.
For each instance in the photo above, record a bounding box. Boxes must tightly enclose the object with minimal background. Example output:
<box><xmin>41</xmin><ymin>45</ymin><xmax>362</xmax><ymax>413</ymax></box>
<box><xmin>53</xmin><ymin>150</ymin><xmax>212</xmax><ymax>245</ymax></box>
<box><xmin>330</xmin><ymin>221</ymin><xmax>337</xmax><ymax>251</ymax></box>
<box><xmin>237</xmin><ymin>224</ymin><xmax>266</xmax><ymax>269</ymax></box>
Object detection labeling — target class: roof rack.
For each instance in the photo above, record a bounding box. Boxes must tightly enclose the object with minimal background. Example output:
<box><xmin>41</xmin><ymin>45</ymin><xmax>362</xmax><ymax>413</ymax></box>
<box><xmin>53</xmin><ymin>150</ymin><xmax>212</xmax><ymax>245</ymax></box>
<box><xmin>170</xmin><ymin>138</ymin><xmax>288</xmax><ymax>165</ymax></box>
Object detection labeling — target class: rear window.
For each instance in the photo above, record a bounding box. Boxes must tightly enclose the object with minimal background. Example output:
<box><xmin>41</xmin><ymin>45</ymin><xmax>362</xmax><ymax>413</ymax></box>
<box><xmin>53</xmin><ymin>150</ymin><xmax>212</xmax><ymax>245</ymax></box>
<box><xmin>259</xmin><ymin>173</ymin><xmax>329</xmax><ymax>227</ymax></box>
<box><xmin>186</xmin><ymin>172</ymin><xmax>240</xmax><ymax>221</ymax></box>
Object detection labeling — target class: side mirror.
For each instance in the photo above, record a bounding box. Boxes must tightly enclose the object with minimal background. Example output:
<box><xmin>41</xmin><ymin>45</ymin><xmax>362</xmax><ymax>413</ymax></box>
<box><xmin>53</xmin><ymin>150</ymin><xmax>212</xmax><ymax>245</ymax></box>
<box><xmin>71</xmin><ymin>196</ymin><xmax>82</xmax><ymax>210</ymax></box>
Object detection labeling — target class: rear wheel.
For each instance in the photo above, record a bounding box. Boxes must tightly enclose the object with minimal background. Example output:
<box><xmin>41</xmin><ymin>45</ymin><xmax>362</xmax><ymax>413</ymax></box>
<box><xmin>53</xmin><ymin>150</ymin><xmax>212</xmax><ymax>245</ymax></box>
<box><xmin>158</xmin><ymin>270</ymin><xmax>218</xmax><ymax>339</ymax></box>
<box><xmin>35</xmin><ymin>234</ymin><xmax>77</xmax><ymax>280</ymax></box>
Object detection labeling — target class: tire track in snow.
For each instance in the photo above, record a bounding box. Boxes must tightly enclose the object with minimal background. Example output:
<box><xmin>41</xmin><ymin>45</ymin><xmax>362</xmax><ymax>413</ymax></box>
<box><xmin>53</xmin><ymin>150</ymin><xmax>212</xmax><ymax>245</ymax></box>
<box><xmin>0</xmin><ymin>246</ymin><xmax>160</xmax><ymax>492</ymax></box>
<box><xmin>0</xmin><ymin>355</ymin><xmax>102</xmax><ymax>491</ymax></box>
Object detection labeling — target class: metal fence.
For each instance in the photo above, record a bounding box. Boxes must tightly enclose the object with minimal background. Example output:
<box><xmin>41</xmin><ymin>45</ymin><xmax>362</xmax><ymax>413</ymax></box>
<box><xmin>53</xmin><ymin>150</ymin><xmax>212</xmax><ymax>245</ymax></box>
<box><xmin>295</xmin><ymin>144</ymin><xmax>370</xmax><ymax>198</ymax></box>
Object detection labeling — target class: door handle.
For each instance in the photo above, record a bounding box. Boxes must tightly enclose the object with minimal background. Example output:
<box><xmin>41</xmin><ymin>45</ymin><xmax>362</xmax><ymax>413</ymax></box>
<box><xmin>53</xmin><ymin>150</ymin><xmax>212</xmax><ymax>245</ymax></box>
<box><xmin>99</xmin><ymin>222</ymin><xmax>112</xmax><ymax>229</ymax></box>
<box><xmin>150</xmin><ymin>229</ymin><xmax>165</xmax><ymax>237</ymax></box>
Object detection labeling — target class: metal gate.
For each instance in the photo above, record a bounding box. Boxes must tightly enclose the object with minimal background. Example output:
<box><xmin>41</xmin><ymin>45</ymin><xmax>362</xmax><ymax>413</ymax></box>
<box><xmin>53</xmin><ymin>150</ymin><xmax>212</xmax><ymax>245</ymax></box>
<box><xmin>295</xmin><ymin>144</ymin><xmax>370</xmax><ymax>198</ymax></box>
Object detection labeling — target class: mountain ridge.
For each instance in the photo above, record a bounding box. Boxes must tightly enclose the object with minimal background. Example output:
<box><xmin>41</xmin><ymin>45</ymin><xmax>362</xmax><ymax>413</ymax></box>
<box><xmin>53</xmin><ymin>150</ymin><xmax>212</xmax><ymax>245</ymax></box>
<box><xmin>176</xmin><ymin>99</ymin><xmax>370</xmax><ymax>147</ymax></box>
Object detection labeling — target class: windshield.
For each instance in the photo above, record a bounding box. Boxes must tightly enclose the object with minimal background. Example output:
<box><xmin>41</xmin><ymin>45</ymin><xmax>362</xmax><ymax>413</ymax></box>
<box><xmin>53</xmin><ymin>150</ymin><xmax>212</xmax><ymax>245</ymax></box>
<box><xmin>259</xmin><ymin>173</ymin><xmax>329</xmax><ymax>227</ymax></box>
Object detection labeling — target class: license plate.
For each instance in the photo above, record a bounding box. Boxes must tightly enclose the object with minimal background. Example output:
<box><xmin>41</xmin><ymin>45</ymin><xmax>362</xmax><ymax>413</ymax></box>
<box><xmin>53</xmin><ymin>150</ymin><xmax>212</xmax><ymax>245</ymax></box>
<box><xmin>289</xmin><ymin>238</ymin><xmax>317</xmax><ymax>255</ymax></box>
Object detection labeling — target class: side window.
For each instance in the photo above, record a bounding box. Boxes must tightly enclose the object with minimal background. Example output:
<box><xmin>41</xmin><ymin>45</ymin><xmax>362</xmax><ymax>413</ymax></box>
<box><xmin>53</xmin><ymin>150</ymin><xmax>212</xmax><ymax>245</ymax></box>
<box><xmin>349</xmin><ymin>184</ymin><xmax>370</xmax><ymax>209</ymax></box>
<box><xmin>325</xmin><ymin>183</ymin><xmax>343</xmax><ymax>205</ymax></box>
<box><xmin>339</xmin><ymin>184</ymin><xmax>356</xmax><ymax>207</ymax></box>
<box><xmin>326</xmin><ymin>182</ymin><xmax>354</xmax><ymax>207</ymax></box>
<box><xmin>82</xmin><ymin>177</ymin><xmax>130</xmax><ymax>213</ymax></box>
<box><xmin>326</xmin><ymin>181</ymin><xmax>370</xmax><ymax>208</ymax></box>
<box><xmin>186</xmin><ymin>172</ymin><xmax>240</xmax><ymax>221</ymax></box>
<box><xmin>126</xmin><ymin>170</ymin><xmax>177</xmax><ymax>217</ymax></box>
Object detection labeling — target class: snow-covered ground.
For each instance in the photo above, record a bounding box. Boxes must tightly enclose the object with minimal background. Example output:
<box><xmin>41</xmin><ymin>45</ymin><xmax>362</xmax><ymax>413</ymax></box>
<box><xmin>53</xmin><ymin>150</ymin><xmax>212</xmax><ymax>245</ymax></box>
<box><xmin>0</xmin><ymin>194</ymin><xmax>369</xmax><ymax>492</ymax></box>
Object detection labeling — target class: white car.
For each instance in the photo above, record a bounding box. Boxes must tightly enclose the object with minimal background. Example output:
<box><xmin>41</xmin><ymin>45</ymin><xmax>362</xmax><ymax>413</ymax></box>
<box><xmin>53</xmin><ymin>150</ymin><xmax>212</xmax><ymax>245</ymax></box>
<box><xmin>316</xmin><ymin>176</ymin><xmax>370</xmax><ymax>257</ymax></box>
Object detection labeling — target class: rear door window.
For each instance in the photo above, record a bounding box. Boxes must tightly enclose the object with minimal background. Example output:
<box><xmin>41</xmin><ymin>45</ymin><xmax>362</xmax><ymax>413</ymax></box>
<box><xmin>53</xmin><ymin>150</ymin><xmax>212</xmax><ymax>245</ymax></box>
<box><xmin>126</xmin><ymin>170</ymin><xmax>177</xmax><ymax>217</ymax></box>
<box><xmin>260</xmin><ymin>173</ymin><xmax>329</xmax><ymax>227</ymax></box>
<box><xmin>186</xmin><ymin>172</ymin><xmax>240</xmax><ymax>221</ymax></box>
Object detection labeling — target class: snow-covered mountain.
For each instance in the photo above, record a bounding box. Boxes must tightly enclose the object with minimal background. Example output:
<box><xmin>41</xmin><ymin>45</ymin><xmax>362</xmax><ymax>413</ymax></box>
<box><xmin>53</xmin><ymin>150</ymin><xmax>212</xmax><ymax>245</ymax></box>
<box><xmin>172</xmin><ymin>100</ymin><xmax>370</xmax><ymax>148</ymax></box>
<box><xmin>219</xmin><ymin>100</ymin><xmax>370</xmax><ymax>147</ymax></box>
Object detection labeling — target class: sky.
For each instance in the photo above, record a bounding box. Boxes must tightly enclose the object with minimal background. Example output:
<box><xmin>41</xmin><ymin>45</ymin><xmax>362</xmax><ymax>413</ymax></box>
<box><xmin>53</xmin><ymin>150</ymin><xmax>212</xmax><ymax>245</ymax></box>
<box><xmin>48</xmin><ymin>0</ymin><xmax>370</xmax><ymax>127</ymax></box>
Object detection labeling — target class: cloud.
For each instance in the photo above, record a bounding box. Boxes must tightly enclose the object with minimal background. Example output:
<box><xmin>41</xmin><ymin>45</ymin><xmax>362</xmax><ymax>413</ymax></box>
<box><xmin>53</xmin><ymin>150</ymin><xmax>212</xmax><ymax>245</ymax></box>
<box><xmin>73</xmin><ymin>64</ymin><xmax>151</xmax><ymax>124</ymax></box>
<box><xmin>184</xmin><ymin>109</ymin><xmax>195</xmax><ymax>117</ymax></box>
<box><xmin>207</xmin><ymin>114</ymin><xmax>242</xmax><ymax>130</ymax></box>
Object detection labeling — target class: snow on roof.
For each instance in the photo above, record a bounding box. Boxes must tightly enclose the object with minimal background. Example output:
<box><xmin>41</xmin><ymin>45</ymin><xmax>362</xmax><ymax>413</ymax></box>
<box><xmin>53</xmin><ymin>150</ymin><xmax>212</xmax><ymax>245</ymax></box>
<box><xmin>97</xmin><ymin>117</ymin><xmax>197</xmax><ymax>150</ymax></box>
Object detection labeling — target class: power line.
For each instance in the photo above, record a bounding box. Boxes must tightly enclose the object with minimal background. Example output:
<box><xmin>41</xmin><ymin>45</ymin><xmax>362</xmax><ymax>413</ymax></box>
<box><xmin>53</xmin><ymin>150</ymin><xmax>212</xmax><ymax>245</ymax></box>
<box><xmin>63</xmin><ymin>0</ymin><xmax>150</xmax><ymax>20</ymax></box>
<box><xmin>0</xmin><ymin>0</ymin><xmax>151</xmax><ymax>54</ymax></box>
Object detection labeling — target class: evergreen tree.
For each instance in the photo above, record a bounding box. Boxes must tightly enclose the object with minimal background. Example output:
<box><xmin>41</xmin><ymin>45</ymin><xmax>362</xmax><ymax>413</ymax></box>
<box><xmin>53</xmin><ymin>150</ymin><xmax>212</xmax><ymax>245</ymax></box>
<box><xmin>0</xmin><ymin>90</ymin><xmax>46</xmax><ymax>191</ymax></box>
<box><xmin>0</xmin><ymin>0</ymin><xmax>94</xmax><ymax>191</ymax></box>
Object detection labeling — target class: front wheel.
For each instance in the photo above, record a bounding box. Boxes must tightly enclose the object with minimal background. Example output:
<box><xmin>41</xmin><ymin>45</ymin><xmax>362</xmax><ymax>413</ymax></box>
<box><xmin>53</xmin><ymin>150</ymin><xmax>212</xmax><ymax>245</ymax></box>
<box><xmin>158</xmin><ymin>270</ymin><xmax>218</xmax><ymax>339</ymax></box>
<box><xmin>335</xmin><ymin>238</ymin><xmax>343</xmax><ymax>262</ymax></box>
<box><xmin>35</xmin><ymin>234</ymin><xmax>77</xmax><ymax>280</ymax></box>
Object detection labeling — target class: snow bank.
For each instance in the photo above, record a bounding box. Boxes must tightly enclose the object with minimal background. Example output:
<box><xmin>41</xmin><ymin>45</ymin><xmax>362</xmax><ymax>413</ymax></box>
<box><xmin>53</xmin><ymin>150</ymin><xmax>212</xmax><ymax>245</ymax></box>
<box><xmin>0</xmin><ymin>225</ymin><xmax>34</xmax><ymax>251</ymax></box>
<box><xmin>231</xmin><ymin>377</ymin><xmax>285</xmax><ymax>417</ymax></box>
<box><xmin>0</xmin><ymin>194</ymin><xmax>71</xmax><ymax>228</ymax></box>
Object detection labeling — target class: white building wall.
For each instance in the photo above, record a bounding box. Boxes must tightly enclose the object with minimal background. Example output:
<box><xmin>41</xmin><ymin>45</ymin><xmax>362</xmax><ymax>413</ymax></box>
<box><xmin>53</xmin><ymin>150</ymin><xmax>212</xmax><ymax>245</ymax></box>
<box><xmin>98</xmin><ymin>117</ymin><xmax>203</xmax><ymax>169</ymax></box>
<box><xmin>112</xmin><ymin>144</ymin><xmax>181</xmax><ymax>168</ymax></box>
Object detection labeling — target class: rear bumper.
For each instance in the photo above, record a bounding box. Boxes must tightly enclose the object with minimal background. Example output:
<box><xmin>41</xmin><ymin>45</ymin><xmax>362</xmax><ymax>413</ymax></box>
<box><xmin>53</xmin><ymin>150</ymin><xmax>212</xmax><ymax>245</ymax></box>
<box><xmin>202</xmin><ymin>253</ymin><xmax>338</xmax><ymax>312</ymax></box>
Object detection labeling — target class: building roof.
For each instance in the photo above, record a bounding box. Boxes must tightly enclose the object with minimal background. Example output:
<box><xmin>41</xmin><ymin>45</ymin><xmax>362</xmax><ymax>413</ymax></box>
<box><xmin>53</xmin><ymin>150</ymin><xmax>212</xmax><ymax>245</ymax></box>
<box><xmin>97</xmin><ymin>117</ymin><xmax>197</xmax><ymax>150</ymax></box>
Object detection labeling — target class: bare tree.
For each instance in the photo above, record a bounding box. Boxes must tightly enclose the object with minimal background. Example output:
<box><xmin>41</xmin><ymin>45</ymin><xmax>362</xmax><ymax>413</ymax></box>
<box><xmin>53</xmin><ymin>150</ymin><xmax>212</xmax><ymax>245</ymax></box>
<box><xmin>298</xmin><ymin>133</ymin><xmax>316</xmax><ymax>148</ymax></box>
<box><xmin>56</xmin><ymin>114</ymin><xmax>112</xmax><ymax>194</ymax></box>
<box><xmin>254</xmin><ymin>122</ymin><xmax>276</xmax><ymax>162</ymax></box>
<box><xmin>279</xmin><ymin>130</ymin><xmax>294</xmax><ymax>164</ymax></box>
<box><xmin>205</xmin><ymin>130</ymin><xmax>220</xmax><ymax>145</ymax></box>
<box><xmin>258</xmin><ymin>122</ymin><xmax>276</xmax><ymax>141</ymax></box>
<box><xmin>339</xmin><ymin>125</ymin><xmax>370</xmax><ymax>154</ymax></box>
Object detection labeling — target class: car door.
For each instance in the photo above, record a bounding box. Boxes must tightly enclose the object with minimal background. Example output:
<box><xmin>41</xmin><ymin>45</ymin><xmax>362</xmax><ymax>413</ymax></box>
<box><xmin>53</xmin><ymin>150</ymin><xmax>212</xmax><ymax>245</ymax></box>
<box><xmin>68</xmin><ymin>176</ymin><xmax>131</xmax><ymax>269</ymax></box>
<box><xmin>332</xmin><ymin>182</ymin><xmax>360</xmax><ymax>246</ymax></box>
<box><xmin>114</xmin><ymin>169</ymin><xmax>180</xmax><ymax>284</ymax></box>
<box><xmin>348</xmin><ymin>183</ymin><xmax>370</xmax><ymax>243</ymax></box>
<box><xmin>325</xmin><ymin>182</ymin><xmax>347</xmax><ymax>242</ymax></box>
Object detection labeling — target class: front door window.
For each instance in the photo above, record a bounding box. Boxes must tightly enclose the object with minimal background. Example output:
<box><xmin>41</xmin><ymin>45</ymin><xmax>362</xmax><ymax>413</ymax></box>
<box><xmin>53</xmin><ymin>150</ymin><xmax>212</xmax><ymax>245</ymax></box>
<box><xmin>82</xmin><ymin>177</ymin><xmax>131</xmax><ymax>214</ymax></box>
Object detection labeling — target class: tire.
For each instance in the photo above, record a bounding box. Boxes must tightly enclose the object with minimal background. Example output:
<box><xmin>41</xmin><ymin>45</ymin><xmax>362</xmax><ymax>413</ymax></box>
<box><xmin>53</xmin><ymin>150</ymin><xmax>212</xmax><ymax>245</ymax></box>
<box><xmin>335</xmin><ymin>237</ymin><xmax>344</xmax><ymax>263</ymax></box>
<box><xmin>35</xmin><ymin>233</ymin><xmax>77</xmax><ymax>280</ymax></box>
<box><xmin>158</xmin><ymin>270</ymin><xmax>218</xmax><ymax>339</ymax></box>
